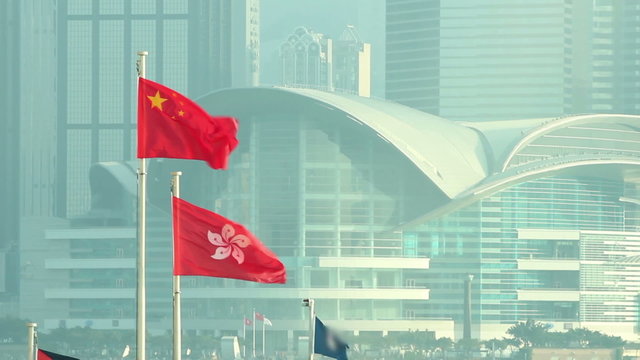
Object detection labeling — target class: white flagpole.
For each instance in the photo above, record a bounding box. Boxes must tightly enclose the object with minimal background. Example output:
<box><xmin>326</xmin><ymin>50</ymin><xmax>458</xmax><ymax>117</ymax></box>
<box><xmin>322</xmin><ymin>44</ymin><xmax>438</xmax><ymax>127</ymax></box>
<box><xmin>136</xmin><ymin>50</ymin><xmax>148</xmax><ymax>360</ymax></box>
<box><xmin>262</xmin><ymin>319</ymin><xmax>266</xmax><ymax>357</ymax></box>
<box><xmin>243</xmin><ymin>319</ymin><xmax>246</xmax><ymax>359</ymax></box>
<box><xmin>308</xmin><ymin>299</ymin><xmax>315</xmax><ymax>360</ymax></box>
<box><xmin>252</xmin><ymin>309</ymin><xmax>256</xmax><ymax>358</ymax></box>
<box><xmin>172</xmin><ymin>171</ymin><xmax>183</xmax><ymax>360</ymax></box>
<box><xmin>26</xmin><ymin>322</ymin><xmax>37</xmax><ymax>360</ymax></box>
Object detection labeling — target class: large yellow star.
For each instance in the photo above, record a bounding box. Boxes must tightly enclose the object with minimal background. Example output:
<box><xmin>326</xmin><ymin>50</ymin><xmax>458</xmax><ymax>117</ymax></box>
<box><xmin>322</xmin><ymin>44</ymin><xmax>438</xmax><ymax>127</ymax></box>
<box><xmin>147</xmin><ymin>91</ymin><xmax>168</xmax><ymax>111</ymax></box>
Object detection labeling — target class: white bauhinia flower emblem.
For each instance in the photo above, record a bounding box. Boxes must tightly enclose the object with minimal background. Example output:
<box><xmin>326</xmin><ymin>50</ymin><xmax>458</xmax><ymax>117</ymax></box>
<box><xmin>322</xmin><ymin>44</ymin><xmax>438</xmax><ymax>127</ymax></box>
<box><xmin>208</xmin><ymin>224</ymin><xmax>251</xmax><ymax>264</ymax></box>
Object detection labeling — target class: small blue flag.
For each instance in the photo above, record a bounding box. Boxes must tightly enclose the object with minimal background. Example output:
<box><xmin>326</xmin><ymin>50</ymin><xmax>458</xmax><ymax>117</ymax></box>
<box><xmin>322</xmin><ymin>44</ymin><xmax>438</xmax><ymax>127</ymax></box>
<box><xmin>314</xmin><ymin>317</ymin><xmax>349</xmax><ymax>360</ymax></box>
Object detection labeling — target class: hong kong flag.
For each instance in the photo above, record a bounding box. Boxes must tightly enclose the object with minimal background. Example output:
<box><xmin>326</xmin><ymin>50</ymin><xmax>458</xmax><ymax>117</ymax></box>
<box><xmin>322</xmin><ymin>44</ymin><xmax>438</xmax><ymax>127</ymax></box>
<box><xmin>137</xmin><ymin>78</ymin><xmax>239</xmax><ymax>169</ymax></box>
<box><xmin>38</xmin><ymin>349</ymin><xmax>80</xmax><ymax>360</ymax></box>
<box><xmin>172</xmin><ymin>197</ymin><xmax>286</xmax><ymax>284</ymax></box>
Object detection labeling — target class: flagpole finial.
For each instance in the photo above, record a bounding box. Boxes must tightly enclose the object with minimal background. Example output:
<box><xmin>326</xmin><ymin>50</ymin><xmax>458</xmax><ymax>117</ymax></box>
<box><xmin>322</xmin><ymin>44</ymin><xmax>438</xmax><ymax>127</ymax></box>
<box><xmin>136</xmin><ymin>51</ymin><xmax>148</xmax><ymax>78</ymax></box>
<box><xmin>26</xmin><ymin>323</ymin><xmax>37</xmax><ymax>360</ymax></box>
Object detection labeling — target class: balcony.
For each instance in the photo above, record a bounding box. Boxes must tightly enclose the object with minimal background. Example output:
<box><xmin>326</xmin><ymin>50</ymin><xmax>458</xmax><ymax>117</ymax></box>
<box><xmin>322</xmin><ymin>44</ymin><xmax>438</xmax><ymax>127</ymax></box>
<box><xmin>318</xmin><ymin>257</ymin><xmax>429</xmax><ymax>269</ymax></box>
<box><xmin>517</xmin><ymin>259</ymin><xmax>579</xmax><ymax>271</ymax></box>
<box><xmin>45</xmin><ymin>288</ymin><xmax>134</xmax><ymax>299</ymax></box>
<box><xmin>517</xmin><ymin>289</ymin><xmax>580</xmax><ymax>301</ymax></box>
<box><xmin>183</xmin><ymin>287</ymin><xmax>430</xmax><ymax>300</ymax></box>
<box><xmin>45</xmin><ymin>258</ymin><xmax>135</xmax><ymax>269</ymax></box>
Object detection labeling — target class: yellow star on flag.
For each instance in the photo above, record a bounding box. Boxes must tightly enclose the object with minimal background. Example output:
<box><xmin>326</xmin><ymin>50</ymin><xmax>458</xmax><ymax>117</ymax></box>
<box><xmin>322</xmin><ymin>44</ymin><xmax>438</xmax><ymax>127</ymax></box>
<box><xmin>147</xmin><ymin>91</ymin><xmax>168</xmax><ymax>110</ymax></box>
<box><xmin>178</xmin><ymin>110</ymin><xmax>185</xmax><ymax>117</ymax></box>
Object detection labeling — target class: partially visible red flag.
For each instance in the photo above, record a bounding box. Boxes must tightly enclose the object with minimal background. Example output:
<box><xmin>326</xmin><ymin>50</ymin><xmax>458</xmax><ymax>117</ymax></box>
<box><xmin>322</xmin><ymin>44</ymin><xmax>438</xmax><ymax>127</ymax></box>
<box><xmin>255</xmin><ymin>312</ymin><xmax>265</xmax><ymax>321</ymax></box>
<box><xmin>173</xmin><ymin>197</ymin><xmax>286</xmax><ymax>283</ymax></box>
<box><xmin>38</xmin><ymin>349</ymin><xmax>80</xmax><ymax>360</ymax></box>
<box><xmin>244</xmin><ymin>317</ymin><xmax>253</xmax><ymax>326</ymax></box>
<box><xmin>137</xmin><ymin>78</ymin><xmax>239</xmax><ymax>169</ymax></box>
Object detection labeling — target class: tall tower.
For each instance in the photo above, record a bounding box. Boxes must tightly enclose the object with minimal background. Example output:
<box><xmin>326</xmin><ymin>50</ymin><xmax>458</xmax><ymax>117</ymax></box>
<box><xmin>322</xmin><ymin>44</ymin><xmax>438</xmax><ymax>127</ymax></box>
<box><xmin>190</xmin><ymin>0</ymin><xmax>260</xmax><ymax>94</ymax></box>
<box><xmin>385</xmin><ymin>0</ymin><xmax>440</xmax><ymax>114</ymax></box>
<box><xmin>0</xmin><ymin>0</ymin><xmax>57</xmax><ymax>314</ymax></box>
<box><xmin>0</xmin><ymin>0</ymin><xmax>20</xmax><ymax>312</ymax></box>
<box><xmin>333</xmin><ymin>25</ymin><xmax>371</xmax><ymax>97</ymax></box>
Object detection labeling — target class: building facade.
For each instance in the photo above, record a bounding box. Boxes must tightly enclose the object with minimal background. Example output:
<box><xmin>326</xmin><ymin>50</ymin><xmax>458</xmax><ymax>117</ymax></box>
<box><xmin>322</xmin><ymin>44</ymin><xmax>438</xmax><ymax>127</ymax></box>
<box><xmin>20</xmin><ymin>88</ymin><xmax>640</xmax><ymax>348</ymax></box>
<box><xmin>385</xmin><ymin>0</ymin><xmax>640</xmax><ymax>120</ymax></box>
<box><xmin>198</xmin><ymin>89</ymin><xmax>640</xmax><ymax>341</ymax></box>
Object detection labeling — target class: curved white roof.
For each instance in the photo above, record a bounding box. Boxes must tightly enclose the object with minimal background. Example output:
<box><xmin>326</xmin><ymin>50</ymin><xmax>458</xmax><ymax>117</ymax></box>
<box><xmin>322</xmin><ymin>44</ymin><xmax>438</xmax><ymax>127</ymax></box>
<box><xmin>197</xmin><ymin>87</ymin><xmax>640</xmax><ymax>225</ymax></box>
<box><xmin>199</xmin><ymin>87</ymin><xmax>490</xmax><ymax>198</ymax></box>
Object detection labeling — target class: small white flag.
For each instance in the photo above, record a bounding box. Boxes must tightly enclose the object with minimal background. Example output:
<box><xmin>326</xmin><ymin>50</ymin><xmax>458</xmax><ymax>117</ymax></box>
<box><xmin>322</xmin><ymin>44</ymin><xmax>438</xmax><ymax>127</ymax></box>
<box><xmin>264</xmin><ymin>317</ymin><xmax>273</xmax><ymax>326</ymax></box>
<box><xmin>122</xmin><ymin>345</ymin><xmax>130</xmax><ymax>358</ymax></box>
<box><xmin>186</xmin><ymin>348</ymin><xmax>192</xmax><ymax>356</ymax></box>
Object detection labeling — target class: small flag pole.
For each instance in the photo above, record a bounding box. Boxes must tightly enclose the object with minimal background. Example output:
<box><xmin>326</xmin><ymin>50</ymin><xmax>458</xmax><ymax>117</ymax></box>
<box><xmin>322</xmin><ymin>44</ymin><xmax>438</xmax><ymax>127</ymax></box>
<box><xmin>26</xmin><ymin>322</ymin><xmax>37</xmax><ymax>360</ymax></box>
<box><xmin>171</xmin><ymin>171</ymin><xmax>183</xmax><ymax>360</ymax></box>
<box><xmin>252</xmin><ymin>309</ymin><xmax>256</xmax><ymax>358</ymax></box>
<box><xmin>243</xmin><ymin>319</ymin><xmax>247</xmax><ymax>359</ymax></box>
<box><xmin>136</xmin><ymin>50</ymin><xmax>149</xmax><ymax>360</ymax></box>
<box><xmin>308</xmin><ymin>299</ymin><xmax>315</xmax><ymax>360</ymax></box>
<box><xmin>262</xmin><ymin>318</ymin><xmax>266</xmax><ymax>357</ymax></box>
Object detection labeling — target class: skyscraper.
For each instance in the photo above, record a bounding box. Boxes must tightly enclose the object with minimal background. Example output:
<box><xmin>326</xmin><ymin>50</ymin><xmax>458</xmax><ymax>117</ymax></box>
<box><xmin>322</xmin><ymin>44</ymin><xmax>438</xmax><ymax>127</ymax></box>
<box><xmin>385</xmin><ymin>0</ymin><xmax>640</xmax><ymax>120</ymax></box>
<box><xmin>333</xmin><ymin>25</ymin><xmax>371</xmax><ymax>97</ymax></box>
<box><xmin>0</xmin><ymin>0</ymin><xmax>57</xmax><ymax>315</ymax></box>
<box><xmin>55</xmin><ymin>0</ymin><xmax>259</xmax><ymax>218</ymax></box>
<box><xmin>280</xmin><ymin>27</ymin><xmax>334</xmax><ymax>91</ymax></box>
<box><xmin>0</xmin><ymin>0</ymin><xmax>20</xmax><ymax>313</ymax></box>
<box><xmin>280</xmin><ymin>25</ymin><xmax>371</xmax><ymax>96</ymax></box>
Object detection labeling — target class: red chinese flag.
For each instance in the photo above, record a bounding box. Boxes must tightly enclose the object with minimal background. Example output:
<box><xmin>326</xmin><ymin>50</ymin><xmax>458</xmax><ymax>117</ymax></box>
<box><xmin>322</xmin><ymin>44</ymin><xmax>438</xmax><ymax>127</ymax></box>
<box><xmin>137</xmin><ymin>77</ymin><xmax>239</xmax><ymax>169</ymax></box>
<box><xmin>173</xmin><ymin>197</ymin><xmax>286</xmax><ymax>284</ymax></box>
<box><xmin>244</xmin><ymin>317</ymin><xmax>253</xmax><ymax>326</ymax></box>
<box><xmin>255</xmin><ymin>312</ymin><xmax>265</xmax><ymax>321</ymax></box>
<box><xmin>38</xmin><ymin>349</ymin><xmax>80</xmax><ymax>360</ymax></box>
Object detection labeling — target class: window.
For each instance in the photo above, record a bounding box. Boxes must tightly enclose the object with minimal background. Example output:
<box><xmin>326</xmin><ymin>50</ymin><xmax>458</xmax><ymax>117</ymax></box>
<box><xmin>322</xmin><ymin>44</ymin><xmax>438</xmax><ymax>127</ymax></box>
<box><xmin>405</xmin><ymin>310</ymin><xmax>415</xmax><ymax>319</ymax></box>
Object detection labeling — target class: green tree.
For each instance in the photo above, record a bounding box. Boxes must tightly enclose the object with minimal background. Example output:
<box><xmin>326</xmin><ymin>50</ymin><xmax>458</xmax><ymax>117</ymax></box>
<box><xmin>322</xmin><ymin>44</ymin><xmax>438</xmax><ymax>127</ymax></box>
<box><xmin>384</xmin><ymin>330</ymin><xmax>437</xmax><ymax>351</ymax></box>
<box><xmin>434</xmin><ymin>336</ymin><xmax>454</xmax><ymax>355</ymax></box>
<box><xmin>0</xmin><ymin>317</ymin><xmax>31</xmax><ymax>344</ymax></box>
<box><xmin>482</xmin><ymin>338</ymin><xmax>512</xmax><ymax>351</ymax></box>
<box><xmin>564</xmin><ymin>328</ymin><xmax>625</xmax><ymax>348</ymax></box>
<box><xmin>456</xmin><ymin>337</ymin><xmax>480</xmax><ymax>352</ymax></box>
<box><xmin>506</xmin><ymin>319</ymin><xmax>552</xmax><ymax>348</ymax></box>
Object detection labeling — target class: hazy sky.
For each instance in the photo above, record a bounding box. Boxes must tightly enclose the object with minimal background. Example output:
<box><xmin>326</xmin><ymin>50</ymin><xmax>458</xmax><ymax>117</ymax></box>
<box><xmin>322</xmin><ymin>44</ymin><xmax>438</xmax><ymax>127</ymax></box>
<box><xmin>261</xmin><ymin>0</ymin><xmax>385</xmax><ymax>97</ymax></box>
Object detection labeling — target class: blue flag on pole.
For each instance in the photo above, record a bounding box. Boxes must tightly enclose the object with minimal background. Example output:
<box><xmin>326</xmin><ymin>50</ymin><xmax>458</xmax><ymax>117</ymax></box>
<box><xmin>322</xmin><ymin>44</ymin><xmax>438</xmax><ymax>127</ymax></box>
<box><xmin>314</xmin><ymin>317</ymin><xmax>348</xmax><ymax>360</ymax></box>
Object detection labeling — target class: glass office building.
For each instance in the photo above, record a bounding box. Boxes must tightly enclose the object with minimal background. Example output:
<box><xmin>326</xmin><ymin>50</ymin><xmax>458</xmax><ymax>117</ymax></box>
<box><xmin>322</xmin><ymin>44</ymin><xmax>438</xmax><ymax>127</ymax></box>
<box><xmin>56</xmin><ymin>0</ymin><xmax>259</xmax><ymax>218</ymax></box>
<box><xmin>22</xmin><ymin>87</ymin><xmax>640</xmax><ymax>347</ymax></box>
<box><xmin>385</xmin><ymin>0</ymin><xmax>640</xmax><ymax>120</ymax></box>
<box><xmin>196</xmin><ymin>88</ymin><xmax>640</xmax><ymax>341</ymax></box>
